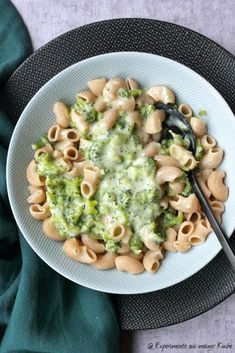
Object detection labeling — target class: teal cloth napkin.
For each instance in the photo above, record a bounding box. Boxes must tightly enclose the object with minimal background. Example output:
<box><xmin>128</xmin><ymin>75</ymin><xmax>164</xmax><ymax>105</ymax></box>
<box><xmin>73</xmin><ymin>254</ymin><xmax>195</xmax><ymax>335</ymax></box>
<box><xmin>0</xmin><ymin>1</ymin><xmax>120</xmax><ymax>352</ymax></box>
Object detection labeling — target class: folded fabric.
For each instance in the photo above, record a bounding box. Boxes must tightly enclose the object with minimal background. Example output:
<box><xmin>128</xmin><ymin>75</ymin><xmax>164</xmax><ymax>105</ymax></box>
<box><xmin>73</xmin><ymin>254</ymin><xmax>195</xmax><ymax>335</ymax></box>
<box><xmin>0</xmin><ymin>1</ymin><xmax>119</xmax><ymax>352</ymax></box>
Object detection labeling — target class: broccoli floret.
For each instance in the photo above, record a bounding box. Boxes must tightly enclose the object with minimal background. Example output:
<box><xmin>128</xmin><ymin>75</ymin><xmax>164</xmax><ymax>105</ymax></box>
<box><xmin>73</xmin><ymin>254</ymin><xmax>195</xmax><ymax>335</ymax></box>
<box><xmin>75</xmin><ymin>97</ymin><xmax>98</xmax><ymax>123</ymax></box>
<box><xmin>105</xmin><ymin>240</ymin><xmax>120</xmax><ymax>253</ymax></box>
<box><xmin>160</xmin><ymin>139</ymin><xmax>172</xmax><ymax>155</ymax></box>
<box><xmin>79</xmin><ymin>215</ymin><xmax>95</xmax><ymax>233</ymax></box>
<box><xmin>46</xmin><ymin>176</ymin><xmax>82</xmax><ymax>198</ymax></box>
<box><xmin>169</xmin><ymin>130</ymin><xmax>190</xmax><ymax>149</ymax></box>
<box><xmin>65</xmin><ymin>199</ymin><xmax>84</xmax><ymax>224</ymax></box>
<box><xmin>163</xmin><ymin>210</ymin><xmax>183</xmax><ymax>228</ymax></box>
<box><xmin>116</xmin><ymin>113</ymin><xmax>127</xmax><ymax>129</ymax></box>
<box><xmin>64</xmin><ymin>176</ymin><xmax>82</xmax><ymax>197</ymax></box>
<box><xmin>148</xmin><ymin>221</ymin><xmax>157</xmax><ymax>233</ymax></box>
<box><xmin>97</xmin><ymin>112</ymin><xmax>104</xmax><ymax>120</ymax></box>
<box><xmin>84</xmin><ymin>141</ymin><xmax>102</xmax><ymax>163</ymax></box>
<box><xmin>139</xmin><ymin>104</ymin><xmax>156</xmax><ymax>119</ymax></box>
<box><xmin>47</xmin><ymin>193</ymin><xmax>80</xmax><ymax>237</ymax></box>
<box><xmin>149</xmin><ymin>189</ymin><xmax>161</xmax><ymax>202</ymax></box>
<box><xmin>160</xmin><ymin>131</ymin><xmax>190</xmax><ymax>155</ymax></box>
<box><xmin>84</xmin><ymin>200</ymin><xmax>97</xmax><ymax>215</ymax></box>
<box><xmin>32</xmin><ymin>134</ymin><xmax>50</xmax><ymax>150</ymax></box>
<box><xmin>181</xmin><ymin>175</ymin><xmax>192</xmax><ymax>197</ymax></box>
<box><xmin>129</xmin><ymin>234</ymin><xmax>143</xmax><ymax>255</ymax></box>
<box><xmin>135</xmin><ymin>192</ymin><xmax>149</xmax><ymax>205</ymax></box>
<box><xmin>70</xmin><ymin>119</ymin><xmax>77</xmax><ymax>128</ymax></box>
<box><xmin>169</xmin><ymin>131</ymin><xmax>184</xmax><ymax>145</ymax></box>
<box><xmin>129</xmin><ymin>89</ymin><xmax>143</xmax><ymax>97</ymax></box>
<box><xmin>195</xmin><ymin>138</ymin><xmax>203</xmax><ymax>160</ymax></box>
<box><xmin>119</xmin><ymin>88</ymin><xmax>143</xmax><ymax>98</ymax></box>
<box><xmin>151</xmin><ymin>232</ymin><xmax>165</xmax><ymax>244</ymax></box>
<box><xmin>118</xmin><ymin>191</ymin><xmax>132</xmax><ymax>208</ymax></box>
<box><xmin>52</xmin><ymin>213</ymin><xmax>79</xmax><ymax>236</ymax></box>
<box><xmin>118</xmin><ymin>88</ymin><xmax>130</xmax><ymax>98</ymax></box>
<box><xmin>145</xmin><ymin>157</ymin><xmax>156</xmax><ymax>170</ymax></box>
<box><xmin>45</xmin><ymin>176</ymin><xmax>86</xmax><ymax>237</ymax></box>
<box><xmin>135</xmin><ymin>189</ymin><xmax>159</xmax><ymax>204</ymax></box>
<box><xmin>102</xmin><ymin>192</ymin><xmax>116</xmax><ymax>203</ymax></box>
<box><xmin>46</xmin><ymin>177</ymin><xmax>64</xmax><ymax>195</ymax></box>
<box><xmin>144</xmin><ymin>222</ymin><xmax>165</xmax><ymax>244</ymax></box>
<box><xmin>199</xmin><ymin>109</ymin><xmax>207</xmax><ymax>117</ymax></box>
<box><xmin>37</xmin><ymin>153</ymin><xmax>70</xmax><ymax>176</ymax></box>
<box><xmin>106</xmin><ymin>102</ymin><xmax>113</xmax><ymax>109</ymax></box>
<box><xmin>76</xmin><ymin>97</ymin><xmax>86</xmax><ymax>109</ymax></box>
<box><xmin>130</xmin><ymin>134</ymin><xmax>140</xmax><ymax>146</ymax></box>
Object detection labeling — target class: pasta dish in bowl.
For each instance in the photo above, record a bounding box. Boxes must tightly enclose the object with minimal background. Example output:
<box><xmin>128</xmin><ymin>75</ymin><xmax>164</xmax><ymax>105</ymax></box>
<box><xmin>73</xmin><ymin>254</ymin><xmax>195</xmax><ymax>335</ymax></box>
<box><xmin>7</xmin><ymin>52</ymin><xmax>235</xmax><ymax>293</ymax></box>
<box><xmin>26</xmin><ymin>78</ymin><xmax>228</xmax><ymax>275</ymax></box>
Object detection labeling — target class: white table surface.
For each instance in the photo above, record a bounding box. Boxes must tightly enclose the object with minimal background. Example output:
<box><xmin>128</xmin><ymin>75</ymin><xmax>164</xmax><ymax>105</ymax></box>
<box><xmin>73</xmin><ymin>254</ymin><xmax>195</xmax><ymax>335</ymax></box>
<box><xmin>11</xmin><ymin>1</ymin><xmax>235</xmax><ymax>352</ymax></box>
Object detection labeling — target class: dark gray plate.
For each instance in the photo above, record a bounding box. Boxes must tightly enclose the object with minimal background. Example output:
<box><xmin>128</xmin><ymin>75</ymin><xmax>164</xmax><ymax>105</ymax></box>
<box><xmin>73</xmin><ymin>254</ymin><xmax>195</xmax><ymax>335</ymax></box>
<box><xmin>3</xmin><ymin>19</ymin><xmax>235</xmax><ymax>330</ymax></box>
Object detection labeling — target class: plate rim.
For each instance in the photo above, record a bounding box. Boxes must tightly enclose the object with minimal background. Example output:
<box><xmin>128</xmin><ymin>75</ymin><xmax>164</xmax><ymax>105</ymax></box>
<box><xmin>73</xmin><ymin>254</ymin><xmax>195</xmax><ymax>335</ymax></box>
<box><xmin>6</xmin><ymin>50</ymin><xmax>235</xmax><ymax>294</ymax></box>
<box><xmin>7</xmin><ymin>18</ymin><xmax>234</xmax><ymax>86</ymax></box>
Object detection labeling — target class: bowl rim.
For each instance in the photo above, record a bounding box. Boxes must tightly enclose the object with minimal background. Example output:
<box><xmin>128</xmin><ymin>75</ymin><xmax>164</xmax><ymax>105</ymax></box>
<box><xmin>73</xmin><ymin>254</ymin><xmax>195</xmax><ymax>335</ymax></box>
<box><xmin>6</xmin><ymin>51</ymin><xmax>235</xmax><ymax>294</ymax></box>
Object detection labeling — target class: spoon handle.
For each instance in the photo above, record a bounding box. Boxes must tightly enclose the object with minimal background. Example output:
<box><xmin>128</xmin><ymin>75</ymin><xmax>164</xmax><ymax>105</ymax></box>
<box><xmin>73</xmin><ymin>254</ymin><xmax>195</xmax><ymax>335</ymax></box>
<box><xmin>190</xmin><ymin>172</ymin><xmax>235</xmax><ymax>270</ymax></box>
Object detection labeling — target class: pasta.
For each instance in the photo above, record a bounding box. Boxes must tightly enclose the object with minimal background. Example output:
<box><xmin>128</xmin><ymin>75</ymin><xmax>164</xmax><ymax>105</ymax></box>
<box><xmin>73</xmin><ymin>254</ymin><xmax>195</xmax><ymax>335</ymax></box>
<box><xmin>92</xmin><ymin>252</ymin><xmax>117</xmax><ymax>270</ymax></box>
<box><xmin>146</xmin><ymin>86</ymin><xmax>175</xmax><ymax>104</ymax></box>
<box><xmin>53</xmin><ymin>101</ymin><xmax>70</xmax><ymax>128</ymax></box>
<box><xmin>87</xmin><ymin>78</ymin><xmax>107</xmax><ymax>96</ymax></box>
<box><xmin>60</xmin><ymin>128</ymin><xmax>80</xmax><ymax>142</ymax></box>
<box><xmin>200</xmin><ymin>134</ymin><xmax>217</xmax><ymax>150</ymax></box>
<box><xmin>199</xmin><ymin>147</ymin><xmax>223</xmax><ymax>169</ymax></box>
<box><xmin>184</xmin><ymin>211</ymin><xmax>201</xmax><ymax>225</ymax></box>
<box><xmin>27</xmin><ymin>188</ymin><xmax>46</xmax><ymax>204</ymax></box>
<box><xmin>154</xmin><ymin>155</ymin><xmax>180</xmax><ymax>168</ymax></box>
<box><xmin>188</xmin><ymin>219</ymin><xmax>211</xmax><ymax>245</ymax></box>
<box><xmin>196</xmin><ymin>172</ymin><xmax>211</xmax><ymax>199</ymax></box>
<box><xmin>169</xmin><ymin>144</ymin><xmax>197</xmax><ymax>171</ymax></box>
<box><xmin>163</xmin><ymin>228</ymin><xmax>177</xmax><ymax>252</ymax></box>
<box><xmin>142</xmin><ymin>142</ymin><xmax>161</xmax><ymax>157</ymax></box>
<box><xmin>115</xmin><ymin>256</ymin><xmax>144</xmax><ymax>274</ymax></box>
<box><xmin>70</xmin><ymin>108</ymin><xmax>89</xmax><ymax>132</ymax></box>
<box><xmin>143</xmin><ymin>249</ymin><xmax>164</xmax><ymax>273</ymax></box>
<box><xmin>43</xmin><ymin>217</ymin><xmax>67</xmax><ymax>241</ymax></box>
<box><xmin>34</xmin><ymin>144</ymin><xmax>54</xmax><ymax>160</ymax></box>
<box><xmin>209</xmin><ymin>200</ymin><xmax>225</xmax><ymax>223</ymax></box>
<box><xmin>177</xmin><ymin>221</ymin><xmax>194</xmax><ymax>242</ymax></box>
<box><xmin>169</xmin><ymin>194</ymin><xmax>200</xmax><ymax>213</ymax></box>
<box><xmin>63</xmin><ymin>146</ymin><xmax>80</xmax><ymax>161</ymax></box>
<box><xmin>207</xmin><ymin>170</ymin><xmax>228</xmax><ymax>202</ymax></box>
<box><xmin>29</xmin><ymin>202</ymin><xmax>51</xmax><ymax>220</ymax></box>
<box><xmin>190</xmin><ymin>117</ymin><xmax>206</xmax><ymax>137</ymax></box>
<box><xmin>48</xmin><ymin>125</ymin><xmax>62</xmax><ymax>142</ymax></box>
<box><xmin>168</xmin><ymin>180</ymin><xmax>185</xmax><ymax>196</ymax></box>
<box><xmin>99</xmin><ymin>109</ymin><xmax>118</xmax><ymax>129</ymax></box>
<box><xmin>77</xmin><ymin>91</ymin><xmax>96</xmax><ymax>102</ymax></box>
<box><xmin>63</xmin><ymin>238</ymin><xmax>97</xmax><ymax>264</ymax></box>
<box><xmin>27</xmin><ymin>77</ymin><xmax>228</xmax><ymax>275</ymax></box>
<box><xmin>27</xmin><ymin>160</ymin><xmax>45</xmax><ymax>186</ymax></box>
<box><xmin>178</xmin><ymin>103</ymin><xmax>192</xmax><ymax>120</ymax></box>
<box><xmin>126</xmin><ymin>78</ymin><xmax>139</xmax><ymax>90</ymax></box>
<box><xmin>156</xmin><ymin>166</ymin><xmax>183</xmax><ymax>185</ymax></box>
<box><xmin>81</xmin><ymin>234</ymin><xmax>105</xmax><ymax>253</ymax></box>
<box><xmin>144</xmin><ymin>110</ymin><xmax>165</xmax><ymax>134</ymax></box>
<box><xmin>117</xmin><ymin>243</ymin><xmax>130</xmax><ymax>254</ymax></box>
<box><xmin>136</xmin><ymin>92</ymin><xmax>155</xmax><ymax>108</ymax></box>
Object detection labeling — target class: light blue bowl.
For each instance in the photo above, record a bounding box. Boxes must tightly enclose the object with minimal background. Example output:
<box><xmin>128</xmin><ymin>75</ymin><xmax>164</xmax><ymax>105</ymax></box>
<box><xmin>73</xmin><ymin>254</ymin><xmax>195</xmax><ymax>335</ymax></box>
<box><xmin>6</xmin><ymin>52</ymin><xmax>235</xmax><ymax>294</ymax></box>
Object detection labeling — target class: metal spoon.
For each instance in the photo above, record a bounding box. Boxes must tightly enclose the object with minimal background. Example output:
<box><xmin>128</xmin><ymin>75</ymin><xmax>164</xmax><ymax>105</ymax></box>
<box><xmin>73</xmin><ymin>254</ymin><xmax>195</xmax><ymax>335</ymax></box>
<box><xmin>156</xmin><ymin>103</ymin><xmax>235</xmax><ymax>270</ymax></box>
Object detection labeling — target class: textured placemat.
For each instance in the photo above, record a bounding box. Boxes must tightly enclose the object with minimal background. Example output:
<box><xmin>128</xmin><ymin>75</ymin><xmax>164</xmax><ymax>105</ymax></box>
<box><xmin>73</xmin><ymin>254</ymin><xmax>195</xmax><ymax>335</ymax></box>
<box><xmin>3</xmin><ymin>18</ymin><xmax>235</xmax><ymax>330</ymax></box>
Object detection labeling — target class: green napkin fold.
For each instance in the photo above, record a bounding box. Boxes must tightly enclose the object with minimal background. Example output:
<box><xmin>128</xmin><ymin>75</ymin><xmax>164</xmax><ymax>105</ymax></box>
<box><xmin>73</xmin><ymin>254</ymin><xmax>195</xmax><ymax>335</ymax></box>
<box><xmin>0</xmin><ymin>1</ymin><xmax>119</xmax><ymax>352</ymax></box>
